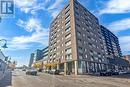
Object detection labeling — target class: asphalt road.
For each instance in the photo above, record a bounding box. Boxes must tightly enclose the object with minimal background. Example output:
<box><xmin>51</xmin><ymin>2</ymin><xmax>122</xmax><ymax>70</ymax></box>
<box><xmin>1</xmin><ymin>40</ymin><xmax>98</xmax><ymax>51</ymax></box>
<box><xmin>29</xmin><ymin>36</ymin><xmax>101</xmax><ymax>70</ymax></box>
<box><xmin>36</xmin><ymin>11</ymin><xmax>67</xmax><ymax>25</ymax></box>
<box><xmin>0</xmin><ymin>69</ymin><xmax>130</xmax><ymax>87</ymax></box>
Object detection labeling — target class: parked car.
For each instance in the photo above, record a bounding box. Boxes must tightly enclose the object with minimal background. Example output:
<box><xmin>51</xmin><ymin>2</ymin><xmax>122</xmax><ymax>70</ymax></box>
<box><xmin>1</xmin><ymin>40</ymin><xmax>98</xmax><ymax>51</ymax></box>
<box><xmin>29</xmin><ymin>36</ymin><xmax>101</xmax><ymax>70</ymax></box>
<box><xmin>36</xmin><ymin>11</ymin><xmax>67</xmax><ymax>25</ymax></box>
<box><xmin>119</xmin><ymin>70</ymin><xmax>127</xmax><ymax>75</ymax></box>
<box><xmin>48</xmin><ymin>70</ymin><xmax>60</xmax><ymax>75</ymax></box>
<box><xmin>54</xmin><ymin>70</ymin><xmax>60</xmax><ymax>75</ymax></box>
<box><xmin>100</xmin><ymin>70</ymin><xmax>112</xmax><ymax>76</ymax></box>
<box><xmin>22</xmin><ymin>69</ymin><xmax>26</xmax><ymax>71</ymax></box>
<box><xmin>26</xmin><ymin>69</ymin><xmax>37</xmax><ymax>76</ymax></box>
<box><xmin>111</xmin><ymin>70</ymin><xmax>119</xmax><ymax>75</ymax></box>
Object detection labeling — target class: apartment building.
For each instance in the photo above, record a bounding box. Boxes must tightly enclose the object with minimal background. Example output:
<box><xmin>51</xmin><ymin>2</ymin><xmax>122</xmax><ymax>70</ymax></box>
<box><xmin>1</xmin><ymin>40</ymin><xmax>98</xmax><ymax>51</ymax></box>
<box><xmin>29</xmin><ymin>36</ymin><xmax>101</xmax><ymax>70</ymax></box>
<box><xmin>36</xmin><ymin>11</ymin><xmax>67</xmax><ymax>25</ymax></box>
<box><xmin>33</xmin><ymin>49</ymin><xmax>43</xmax><ymax>62</ymax></box>
<box><xmin>101</xmin><ymin>25</ymin><xmax>122</xmax><ymax>59</ymax></box>
<box><xmin>41</xmin><ymin>46</ymin><xmax>49</xmax><ymax>59</ymax></box>
<box><xmin>29</xmin><ymin>53</ymin><xmax>34</xmax><ymax>67</ymax></box>
<box><xmin>31</xmin><ymin>47</ymin><xmax>49</xmax><ymax>69</ymax></box>
<box><xmin>100</xmin><ymin>25</ymin><xmax>124</xmax><ymax>70</ymax></box>
<box><xmin>48</xmin><ymin>0</ymin><xmax>107</xmax><ymax>75</ymax></box>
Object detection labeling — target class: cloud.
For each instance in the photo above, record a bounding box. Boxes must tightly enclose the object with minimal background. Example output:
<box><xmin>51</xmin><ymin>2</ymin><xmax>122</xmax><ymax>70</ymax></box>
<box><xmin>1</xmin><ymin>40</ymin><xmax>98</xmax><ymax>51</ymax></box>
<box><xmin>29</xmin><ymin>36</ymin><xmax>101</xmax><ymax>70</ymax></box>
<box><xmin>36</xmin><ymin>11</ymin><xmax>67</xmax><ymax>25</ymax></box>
<box><xmin>119</xmin><ymin>36</ymin><xmax>130</xmax><ymax>54</ymax></box>
<box><xmin>11</xmin><ymin>31</ymin><xmax>49</xmax><ymax>46</ymax></box>
<box><xmin>108</xmin><ymin>18</ymin><xmax>130</xmax><ymax>33</ymax></box>
<box><xmin>15</xmin><ymin>0</ymin><xmax>46</xmax><ymax>14</ymax></box>
<box><xmin>7</xmin><ymin>32</ymin><xmax>48</xmax><ymax>51</ymax></box>
<box><xmin>47</xmin><ymin>0</ymin><xmax>66</xmax><ymax>18</ymax></box>
<box><xmin>48</xmin><ymin>0</ymin><xmax>63</xmax><ymax>10</ymax></box>
<box><xmin>15</xmin><ymin>0</ymin><xmax>67</xmax><ymax>18</ymax></box>
<box><xmin>2</xmin><ymin>18</ymin><xmax>49</xmax><ymax>51</ymax></box>
<box><xmin>17</xmin><ymin>18</ymin><xmax>45</xmax><ymax>33</ymax></box>
<box><xmin>99</xmin><ymin>0</ymin><xmax>130</xmax><ymax>14</ymax></box>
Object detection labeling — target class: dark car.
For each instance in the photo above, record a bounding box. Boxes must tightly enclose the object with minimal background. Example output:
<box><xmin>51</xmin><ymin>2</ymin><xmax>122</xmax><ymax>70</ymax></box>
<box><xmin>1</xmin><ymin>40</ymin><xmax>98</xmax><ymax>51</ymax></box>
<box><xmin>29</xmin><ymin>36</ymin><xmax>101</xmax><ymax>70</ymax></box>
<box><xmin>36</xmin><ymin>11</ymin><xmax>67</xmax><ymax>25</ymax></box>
<box><xmin>111</xmin><ymin>70</ymin><xmax>119</xmax><ymax>75</ymax></box>
<box><xmin>26</xmin><ymin>69</ymin><xmax>37</xmax><ymax>76</ymax></box>
<box><xmin>22</xmin><ymin>69</ymin><xmax>26</xmax><ymax>71</ymax></box>
<box><xmin>100</xmin><ymin>70</ymin><xmax>112</xmax><ymax>76</ymax></box>
<box><xmin>54</xmin><ymin>70</ymin><xmax>60</xmax><ymax>75</ymax></box>
<box><xmin>48</xmin><ymin>70</ymin><xmax>60</xmax><ymax>75</ymax></box>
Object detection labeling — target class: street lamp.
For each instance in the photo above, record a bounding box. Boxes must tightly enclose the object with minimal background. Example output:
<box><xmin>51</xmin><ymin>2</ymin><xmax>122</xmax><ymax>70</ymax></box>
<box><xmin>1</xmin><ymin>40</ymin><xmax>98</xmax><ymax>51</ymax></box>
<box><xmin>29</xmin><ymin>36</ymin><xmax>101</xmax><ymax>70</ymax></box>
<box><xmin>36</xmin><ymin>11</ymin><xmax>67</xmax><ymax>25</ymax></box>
<box><xmin>0</xmin><ymin>39</ymin><xmax>8</xmax><ymax>48</ymax></box>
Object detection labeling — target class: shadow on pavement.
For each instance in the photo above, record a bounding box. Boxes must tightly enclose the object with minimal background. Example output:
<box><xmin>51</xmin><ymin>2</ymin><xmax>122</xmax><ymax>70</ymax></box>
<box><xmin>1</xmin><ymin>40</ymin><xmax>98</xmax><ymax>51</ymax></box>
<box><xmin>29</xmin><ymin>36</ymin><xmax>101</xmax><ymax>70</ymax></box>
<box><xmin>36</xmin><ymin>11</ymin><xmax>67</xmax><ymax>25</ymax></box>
<box><xmin>0</xmin><ymin>70</ymin><xmax>12</xmax><ymax>87</ymax></box>
<box><xmin>111</xmin><ymin>74</ymin><xmax>130</xmax><ymax>79</ymax></box>
<box><xmin>88</xmin><ymin>73</ymin><xmax>130</xmax><ymax>79</ymax></box>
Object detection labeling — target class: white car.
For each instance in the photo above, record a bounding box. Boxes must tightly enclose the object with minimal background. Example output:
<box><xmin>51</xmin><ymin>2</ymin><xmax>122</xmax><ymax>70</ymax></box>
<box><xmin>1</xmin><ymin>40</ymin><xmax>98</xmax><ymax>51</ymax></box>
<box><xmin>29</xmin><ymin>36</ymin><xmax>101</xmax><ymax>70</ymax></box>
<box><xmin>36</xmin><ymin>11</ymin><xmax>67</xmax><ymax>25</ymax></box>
<box><xmin>119</xmin><ymin>71</ymin><xmax>127</xmax><ymax>75</ymax></box>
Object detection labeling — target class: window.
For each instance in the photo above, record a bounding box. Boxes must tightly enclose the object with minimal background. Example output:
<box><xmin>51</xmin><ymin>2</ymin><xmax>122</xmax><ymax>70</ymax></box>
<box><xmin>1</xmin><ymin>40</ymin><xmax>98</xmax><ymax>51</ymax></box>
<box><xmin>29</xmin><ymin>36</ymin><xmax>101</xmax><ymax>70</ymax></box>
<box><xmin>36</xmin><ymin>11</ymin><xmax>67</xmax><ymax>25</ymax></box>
<box><xmin>83</xmin><ymin>34</ymin><xmax>85</xmax><ymax>37</ymax></box>
<box><xmin>54</xmin><ymin>42</ymin><xmax>56</xmax><ymax>46</ymax></box>
<box><xmin>76</xmin><ymin>18</ymin><xmax>79</xmax><ymax>22</ymax></box>
<box><xmin>65</xmin><ymin>20</ymin><xmax>70</xmax><ymax>27</ymax></box>
<box><xmin>65</xmin><ymin>4</ymin><xmax>70</xmax><ymax>10</ymax></box>
<box><xmin>94</xmin><ymin>57</ymin><xmax>98</xmax><ymax>60</ymax></box>
<box><xmin>50</xmin><ymin>49</ymin><xmax>52</xmax><ymax>53</ymax></box>
<box><xmin>82</xmin><ymin>27</ymin><xmax>85</xmax><ymax>30</ymax></box>
<box><xmin>79</xmin><ymin>55</ymin><xmax>83</xmax><ymax>59</ymax></box>
<box><xmin>84</xmin><ymin>41</ymin><xmax>86</xmax><ymax>44</ymax></box>
<box><xmin>94</xmin><ymin>51</ymin><xmax>97</xmax><ymax>55</ymax></box>
<box><xmin>78</xmin><ymin>39</ymin><xmax>82</xmax><ymax>44</ymax></box>
<box><xmin>75</xmin><ymin>1</ymin><xmax>78</xmax><ymax>5</ymax></box>
<box><xmin>90</xmin><ymin>57</ymin><xmax>94</xmax><ymax>61</ymax></box>
<box><xmin>65</xmin><ymin>26</ymin><xmax>71</xmax><ymax>32</ymax></box>
<box><xmin>98</xmin><ymin>53</ymin><xmax>101</xmax><ymax>58</ymax></box>
<box><xmin>78</xmin><ymin>47</ymin><xmax>83</xmax><ymax>53</ymax></box>
<box><xmin>65</xmin><ymin>15</ymin><xmax>70</xmax><ymax>21</ymax></box>
<box><xmin>61</xmin><ymin>51</ymin><xmax>64</xmax><ymax>53</ymax></box>
<box><xmin>50</xmin><ymin>55</ymin><xmax>52</xmax><ymax>58</ymax></box>
<box><xmin>65</xmin><ymin>33</ymin><xmax>71</xmax><ymax>39</ymax></box>
<box><xmin>91</xmin><ymin>38</ymin><xmax>95</xmax><ymax>42</ymax></box>
<box><xmin>65</xmin><ymin>40</ymin><xmax>71</xmax><ymax>46</ymax></box>
<box><xmin>90</xmin><ymin>50</ymin><xmax>93</xmax><ymax>56</ymax></box>
<box><xmin>90</xmin><ymin>32</ymin><xmax>94</xmax><ymax>35</ymax></box>
<box><xmin>92</xmin><ymin>44</ymin><xmax>96</xmax><ymax>48</ymax></box>
<box><xmin>89</xmin><ymin>43</ymin><xmax>92</xmax><ymax>48</ymax></box>
<box><xmin>85</xmin><ymin>54</ymin><xmax>87</xmax><ymax>58</ymax></box>
<box><xmin>75</xmin><ymin>6</ymin><xmax>78</xmax><ymax>10</ymax></box>
<box><xmin>61</xmin><ymin>56</ymin><xmax>64</xmax><ymax>60</ymax></box>
<box><xmin>77</xmin><ymin>31</ymin><xmax>81</xmax><ymax>36</ymax></box>
<box><xmin>65</xmin><ymin>48</ymin><xmax>72</xmax><ymax>54</ymax></box>
<box><xmin>54</xmin><ymin>47</ymin><xmax>56</xmax><ymax>51</ymax></box>
<box><xmin>76</xmin><ymin>24</ymin><xmax>80</xmax><ymax>27</ymax></box>
<box><xmin>75</xmin><ymin>11</ymin><xmax>79</xmax><ymax>16</ymax></box>
<box><xmin>66</xmin><ymin>54</ymin><xmax>72</xmax><ymax>60</ymax></box>
<box><xmin>65</xmin><ymin>9</ymin><xmax>70</xmax><ymax>15</ymax></box>
<box><xmin>53</xmin><ymin>53</ymin><xmax>56</xmax><ymax>58</ymax></box>
<box><xmin>88</xmin><ymin>36</ymin><xmax>91</xmax><ymax>40</ymax></box>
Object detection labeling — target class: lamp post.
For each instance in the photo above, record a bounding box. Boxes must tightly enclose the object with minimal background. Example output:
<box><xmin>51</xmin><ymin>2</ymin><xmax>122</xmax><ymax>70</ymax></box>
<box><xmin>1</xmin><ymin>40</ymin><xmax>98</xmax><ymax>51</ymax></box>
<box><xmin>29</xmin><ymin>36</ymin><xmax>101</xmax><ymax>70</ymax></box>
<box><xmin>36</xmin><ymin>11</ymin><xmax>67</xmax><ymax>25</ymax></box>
<box><xmin>0</xmin><ymin>39</ymin><xmax>8</xmax><ymax>49</ymax></box>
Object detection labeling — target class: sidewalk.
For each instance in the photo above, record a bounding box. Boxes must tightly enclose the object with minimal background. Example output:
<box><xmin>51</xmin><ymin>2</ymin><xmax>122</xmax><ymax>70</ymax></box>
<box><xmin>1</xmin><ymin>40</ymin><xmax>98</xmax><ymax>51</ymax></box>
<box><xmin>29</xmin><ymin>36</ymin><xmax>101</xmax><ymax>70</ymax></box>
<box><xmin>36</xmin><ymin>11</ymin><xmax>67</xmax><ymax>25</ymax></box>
<box><xmin>0</xmin><ymin>70</ymin><xmax>12</xmax><ymax>87</ymax></box>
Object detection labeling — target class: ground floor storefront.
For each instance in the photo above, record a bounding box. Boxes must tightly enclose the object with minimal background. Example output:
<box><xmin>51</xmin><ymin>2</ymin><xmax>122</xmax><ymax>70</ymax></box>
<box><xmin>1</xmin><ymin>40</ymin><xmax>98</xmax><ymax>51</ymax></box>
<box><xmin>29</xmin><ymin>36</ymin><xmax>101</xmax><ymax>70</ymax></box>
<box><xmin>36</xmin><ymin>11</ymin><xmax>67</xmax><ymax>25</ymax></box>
<box><xmin>41</xmin><ymin>60</ymin><xmax>130</xmax><ymax>75</ymax></box>
<box><xmin>49</xmin><ymin>60</ymin><xmax>108</xmax><ymax>75</ymax></box>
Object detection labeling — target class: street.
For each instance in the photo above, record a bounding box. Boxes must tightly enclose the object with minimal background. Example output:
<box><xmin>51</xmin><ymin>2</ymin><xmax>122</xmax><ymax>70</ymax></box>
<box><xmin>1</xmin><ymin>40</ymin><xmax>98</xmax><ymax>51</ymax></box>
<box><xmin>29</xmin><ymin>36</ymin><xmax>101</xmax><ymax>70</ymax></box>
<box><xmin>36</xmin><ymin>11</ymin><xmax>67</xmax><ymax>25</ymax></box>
<box><xmin>0</xmin><ymin>69</ymin><xmax>130</xmax><ymax>87</ymax></box>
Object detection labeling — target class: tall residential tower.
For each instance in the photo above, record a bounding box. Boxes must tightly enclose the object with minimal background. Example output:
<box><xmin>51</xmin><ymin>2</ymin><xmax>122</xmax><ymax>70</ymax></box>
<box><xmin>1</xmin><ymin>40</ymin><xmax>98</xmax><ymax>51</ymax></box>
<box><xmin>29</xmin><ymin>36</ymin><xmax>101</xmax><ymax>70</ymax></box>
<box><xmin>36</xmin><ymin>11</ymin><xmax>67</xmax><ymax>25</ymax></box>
<box><xmin>48</xmin><ymin>0</ymin><xmax>107</xmax><ymax>75</ymax></box>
